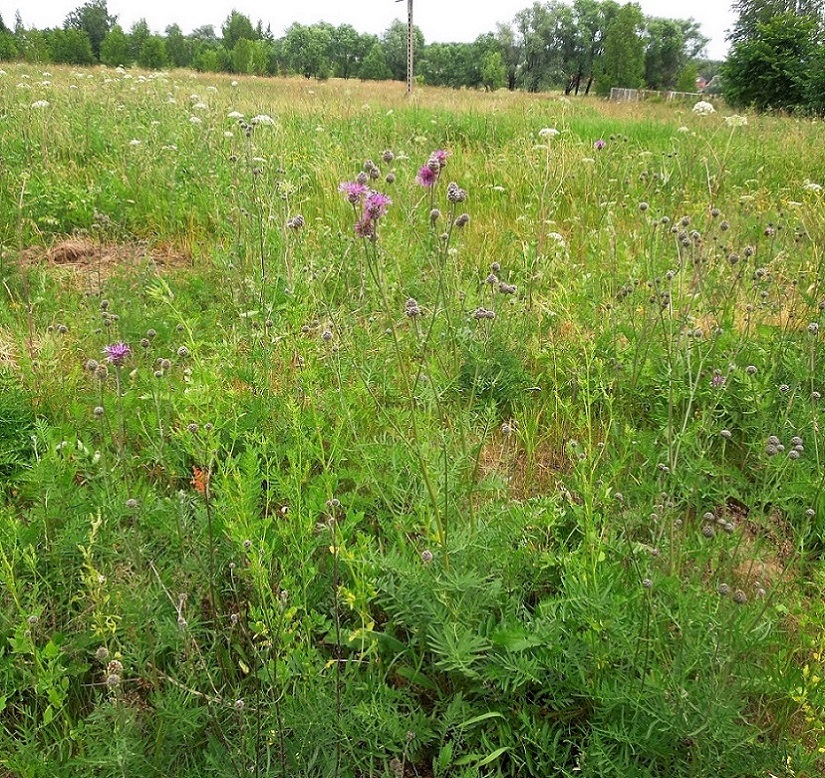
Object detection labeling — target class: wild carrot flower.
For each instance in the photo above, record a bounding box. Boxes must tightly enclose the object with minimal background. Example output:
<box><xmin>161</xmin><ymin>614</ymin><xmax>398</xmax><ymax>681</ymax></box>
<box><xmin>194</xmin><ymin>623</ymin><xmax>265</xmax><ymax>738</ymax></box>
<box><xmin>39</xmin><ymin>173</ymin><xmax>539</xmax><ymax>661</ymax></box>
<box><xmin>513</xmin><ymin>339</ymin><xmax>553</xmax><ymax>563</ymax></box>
<box><xmin>102</xmin><ymin>342</ymin><xmax>131</xmax><ymax>366</ymax></box>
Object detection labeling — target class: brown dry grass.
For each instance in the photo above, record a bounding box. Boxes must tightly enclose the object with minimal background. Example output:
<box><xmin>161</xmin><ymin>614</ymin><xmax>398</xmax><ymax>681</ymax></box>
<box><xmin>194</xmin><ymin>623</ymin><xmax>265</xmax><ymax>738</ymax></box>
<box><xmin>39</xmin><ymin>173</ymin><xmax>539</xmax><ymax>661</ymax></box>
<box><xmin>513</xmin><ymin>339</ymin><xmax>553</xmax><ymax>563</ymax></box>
<box><xmin>477</xmin><ymin>433</ymin><xmax>567</xmax><ymax>501</ymax></box>
<box><xmin>20</xmin><ymin>238</ymin><xmax>192</xmax><ymax>293</ymax></box>
<box><xmin>0</xmin><ymin>329</ymin><xmax>18</xmax><ymax>371</ymax></box>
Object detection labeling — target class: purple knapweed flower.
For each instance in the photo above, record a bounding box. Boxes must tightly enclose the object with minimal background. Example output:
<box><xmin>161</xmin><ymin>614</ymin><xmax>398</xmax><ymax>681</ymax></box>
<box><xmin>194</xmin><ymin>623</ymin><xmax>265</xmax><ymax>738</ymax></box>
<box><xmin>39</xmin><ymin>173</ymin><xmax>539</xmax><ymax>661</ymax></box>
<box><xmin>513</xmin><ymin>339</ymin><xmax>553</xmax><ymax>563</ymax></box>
<box><xmin>364</xmin><ymin>191</ymin><xmax>392</xmax><ymax>219</ymax></box>
<box><xmin>416</xmin><ymin>165</ymin><xmax>437</xmax><ymax>187</ymax></box>
<box><xmin>711</xmin><ymin>373</ymin><xmax>726</xmax><ymax>389</ymax></box>
<box><xmin>431</xmin><ymin>149</ymin><xmax>449</xmax><ymax>169</ymax></box>
<box><xmin>594</xmin><ymin>139</ymin><xmax>606</xmax><ymax>150</ymax></box>
<box><xmin>338</xmin><ymin>181</ymin><xmax>369</xmax><ymax>204</ymax></box>
<box><xmin>102</xmin><ymin>342</ymin><xmax>131</xmax><ymax>366</ymax></box>
<box><xmin>354</xmin><ymin>217</ymin><xmax>375</xmax><ymax>239</ymax></box>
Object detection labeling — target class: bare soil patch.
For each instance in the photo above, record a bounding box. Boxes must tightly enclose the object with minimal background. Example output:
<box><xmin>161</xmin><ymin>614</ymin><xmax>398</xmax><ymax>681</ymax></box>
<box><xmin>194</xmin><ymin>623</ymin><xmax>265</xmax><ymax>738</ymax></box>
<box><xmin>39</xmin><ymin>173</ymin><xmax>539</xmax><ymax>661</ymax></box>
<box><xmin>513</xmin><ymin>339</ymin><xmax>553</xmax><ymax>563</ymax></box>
<box><xmin>20</xmin><ymin>238</ymin><xmax>192</xmax><ymax>293</ymax></box>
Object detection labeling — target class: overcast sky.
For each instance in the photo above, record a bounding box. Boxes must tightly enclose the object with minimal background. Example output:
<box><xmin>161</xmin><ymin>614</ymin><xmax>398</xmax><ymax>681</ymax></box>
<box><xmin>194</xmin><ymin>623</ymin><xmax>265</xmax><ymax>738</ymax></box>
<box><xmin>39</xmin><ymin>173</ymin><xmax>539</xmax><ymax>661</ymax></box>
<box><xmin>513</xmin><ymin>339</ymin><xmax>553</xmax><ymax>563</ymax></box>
<box><xmin>2</xmin><ymin>1</ymin><xmax>736</xmax><ymax>60</ymax></box>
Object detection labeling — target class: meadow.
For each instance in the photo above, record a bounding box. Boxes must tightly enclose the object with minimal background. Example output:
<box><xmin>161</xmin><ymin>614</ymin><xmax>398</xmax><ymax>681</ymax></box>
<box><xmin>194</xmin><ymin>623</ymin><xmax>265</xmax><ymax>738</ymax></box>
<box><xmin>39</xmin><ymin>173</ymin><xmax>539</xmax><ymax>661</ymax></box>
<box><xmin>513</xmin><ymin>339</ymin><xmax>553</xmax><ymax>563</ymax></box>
<box><xmin>1</xmin><ymin>63</ymin><xmax>824</xmax><ymax>777</ymax></box>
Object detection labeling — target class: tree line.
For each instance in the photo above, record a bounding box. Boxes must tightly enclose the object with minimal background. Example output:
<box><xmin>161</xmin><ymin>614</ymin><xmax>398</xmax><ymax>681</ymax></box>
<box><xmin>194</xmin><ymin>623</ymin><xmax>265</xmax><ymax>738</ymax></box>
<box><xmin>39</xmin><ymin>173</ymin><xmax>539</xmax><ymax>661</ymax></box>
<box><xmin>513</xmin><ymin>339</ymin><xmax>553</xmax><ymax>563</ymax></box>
<box><xmin>722</xmin><ymin>0</ymin><xmax>825</xmax><ymax>112</ymax></box>
<box><xmin>0</xmin><ymin>0</ymin><xmax>712</xmax><ymax>95</ymax></box>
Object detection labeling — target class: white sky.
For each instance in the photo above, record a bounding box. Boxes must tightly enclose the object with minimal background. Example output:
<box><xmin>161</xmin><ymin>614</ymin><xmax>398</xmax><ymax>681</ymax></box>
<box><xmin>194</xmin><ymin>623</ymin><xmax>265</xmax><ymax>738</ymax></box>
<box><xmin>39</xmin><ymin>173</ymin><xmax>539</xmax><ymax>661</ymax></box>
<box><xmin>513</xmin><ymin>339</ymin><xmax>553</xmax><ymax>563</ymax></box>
<box><xmin>2</xmin><ymin>1</ymin><xmax>735</xmax><ymax>60</ymax></box>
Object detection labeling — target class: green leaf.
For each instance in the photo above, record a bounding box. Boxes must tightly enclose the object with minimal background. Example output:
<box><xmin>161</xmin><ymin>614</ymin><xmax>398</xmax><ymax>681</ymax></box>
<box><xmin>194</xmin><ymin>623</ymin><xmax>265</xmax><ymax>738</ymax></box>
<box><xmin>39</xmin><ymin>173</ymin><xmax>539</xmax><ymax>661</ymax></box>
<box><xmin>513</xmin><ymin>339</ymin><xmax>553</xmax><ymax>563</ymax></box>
<box><xmin>458</xmin><ymin>710</ymin><xmax>505</xmax><ymax>729</ymax></box>
<box><xmin>394</xmin><ymin>664</ymin><xmax>437</xmax><ymax>691</ymax></box>
<box><xmin>455</xmin><ymin>746</ymin><xmax>508</xmax><ymax>767</ymax></box>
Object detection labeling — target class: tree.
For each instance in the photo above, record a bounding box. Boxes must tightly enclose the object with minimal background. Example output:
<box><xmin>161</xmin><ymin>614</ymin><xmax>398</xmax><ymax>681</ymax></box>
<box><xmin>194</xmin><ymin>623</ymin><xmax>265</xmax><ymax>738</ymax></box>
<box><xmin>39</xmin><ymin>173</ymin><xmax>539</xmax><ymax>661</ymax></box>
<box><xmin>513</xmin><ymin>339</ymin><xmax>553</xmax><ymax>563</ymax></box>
<box><xmin>597</xmin><ymin>2</ymin><xmax>645</xmax><ymax>95</ymax></box>
<box><xmin>64</xmin><ymin>0</ymin><xmax>116</xmax><ymax>60</ymax></box>
<box><xmin>329</xmin><ymin>24</ymin><xmax>373</xmax><ymax>79</ymax></box>
<box><xmin>17</xmin><ymin>29</ymin><xmax>52</xmax><ymax>63</ymax></box>
<box><xmin>282</xmin><ymin>23</ymin><xmax>331</xmax><ymax>78</ymax></box>
<box><xmin>128</xmin><ymin>19</ymin><xmax>150</xmax><ymax>62</ymax></box>
<box><xmin>495</xmin><ymin>23</ymin><xmax>521</xmax><ymax>90</ymax></box>
<box><xmin>231</xmin><ymin>37</ymin><xmax>253</xmax><ymax>74</ymax></box>
<box><xmin>805</xmin><ymin>43</ymin><xmax>825</xmax><ymax>112</ymax></box>
<box><xmin>381</xmin><ymin>19</ymin><xmax>425</xmax><ymax>82</ymax></box>
<box><xmin>728</xmin><ymin>0</ymin><xmax>824</xmax><ymax>43</ymax></box>
<box><xmin>481</xmin><ymin>51</ymin><xmax>507</xmax><ymax>90</ymax></box>
<box><xmin>222</xmin><ymin>10</ymin><xmax>257</xmax><ymax>50</ymax></box>
<box><xmin>644</xmin><ymin>18</ymin><xmax>686</xmax><ymax>89</ymax></box>
<box><xmin>138</xmin><ymin>35</ymin><xmax>167</xmax><ymax>69</ymax></box>
<box><xmin>676</xmin><ymin>62</ymin><xmax>699</xmax><ymax>91</ymax></box>
<box><xmin>722</xmin><ymin>12</ymin><xmax>818</xmax><ymax>110</ymax></box>
<box><xmin>165</xmin><ymin>24</ymin><xmax>191</xmax><ymax>68</ymax></box>
<box><xmin>250</xmin><ymin>39</ymin><xmax>271</xmax><ymax>75</ymax></box>
<box><xmin>51</xmin><ymin>28</ymin><xmax>95</xmax><ymax>64</ymax></box>
<box><xmin>0</xmin><ymin>31</ymin><xmax>17</xmax><ymax>61</ymax></box>
<box><xmin>189</xmin><ymin>25</ymin><xmax>218</xmax><ymax>45</ymax></box>
<box><xmin>100</xmin><ymin>24</ymin><xmax>129</xmax><ymax>66</ymax></box>
<box><xmin>359</xmin><ymin>42</ymin><xmax>392</xmax><ymax>80</ymax></box>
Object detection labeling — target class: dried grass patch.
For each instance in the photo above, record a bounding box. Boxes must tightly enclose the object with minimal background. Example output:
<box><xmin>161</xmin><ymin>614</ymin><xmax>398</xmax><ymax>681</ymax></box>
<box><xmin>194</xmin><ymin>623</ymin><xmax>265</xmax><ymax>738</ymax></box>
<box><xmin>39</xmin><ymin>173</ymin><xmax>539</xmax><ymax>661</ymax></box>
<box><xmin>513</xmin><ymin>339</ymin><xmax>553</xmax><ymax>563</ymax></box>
<box><xmin>20</xmin><ymin>238</ymin><xmax>192</xmax><ymax>293</ymax></box>
<box><xmin>0</xmin><ymin>330</ymin><xmax>19</xmax><ymax>371</ymax></box>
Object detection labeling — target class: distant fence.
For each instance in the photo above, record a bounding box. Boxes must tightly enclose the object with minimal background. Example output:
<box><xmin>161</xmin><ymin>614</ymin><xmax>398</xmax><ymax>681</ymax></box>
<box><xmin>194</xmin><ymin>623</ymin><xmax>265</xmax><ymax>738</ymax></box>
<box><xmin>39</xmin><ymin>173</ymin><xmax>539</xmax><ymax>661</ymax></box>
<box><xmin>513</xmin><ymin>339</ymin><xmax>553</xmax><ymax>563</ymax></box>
<box><xmin>609</xmin><ymin>88</ymin><xmax>705</xmax><ymax>103</ymax></box>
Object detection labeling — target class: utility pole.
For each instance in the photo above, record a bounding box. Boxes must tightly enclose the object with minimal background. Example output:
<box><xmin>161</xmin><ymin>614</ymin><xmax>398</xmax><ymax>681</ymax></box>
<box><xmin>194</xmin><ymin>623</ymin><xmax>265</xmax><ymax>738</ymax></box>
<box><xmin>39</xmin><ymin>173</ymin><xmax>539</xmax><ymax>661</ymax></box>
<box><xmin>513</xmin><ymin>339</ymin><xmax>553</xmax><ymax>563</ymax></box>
<box><xmin>396</xmin><ymin>0</ymin><xmax>413</xmax><ymax>94</ymax></box>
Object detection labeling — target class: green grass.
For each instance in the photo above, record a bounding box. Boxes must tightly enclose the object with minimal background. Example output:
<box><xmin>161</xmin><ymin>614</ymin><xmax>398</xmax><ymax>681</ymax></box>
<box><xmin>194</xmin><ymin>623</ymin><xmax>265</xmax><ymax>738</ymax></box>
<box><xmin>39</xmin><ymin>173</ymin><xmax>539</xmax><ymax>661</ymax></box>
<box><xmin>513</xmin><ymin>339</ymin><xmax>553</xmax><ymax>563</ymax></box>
<box><xmin>1</xmin><ymin>63</ymin><xmax>825</xmax><ymax>777</ymax></box>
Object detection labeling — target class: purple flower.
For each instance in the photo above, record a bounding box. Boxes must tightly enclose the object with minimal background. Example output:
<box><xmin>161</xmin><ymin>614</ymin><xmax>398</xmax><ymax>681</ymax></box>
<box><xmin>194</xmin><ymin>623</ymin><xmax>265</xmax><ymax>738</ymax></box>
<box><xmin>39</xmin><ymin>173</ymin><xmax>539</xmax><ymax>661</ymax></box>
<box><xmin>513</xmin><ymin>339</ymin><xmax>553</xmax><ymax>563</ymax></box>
<box><xmin>711</xmin><ymin>373</ymin><xmax>726</xmax><ymax>389</ymax></box>
<box><xmin>354</xmin><ymin>217</ymin><xmax>375</xmax><ymax>239</ymax></box>
<box><xmin>416</xmin><ymin>165</ymin><xmax>437</xmax><ymax>187</ymax></box>
<box><xmin>364</xmin><ymin>191</ymin><xmax>392</xmax><ymax>219</ymax></box>
<box><xmin>594</xmin><ymin>139</ymin><xmax>606</xmax><ymax>150</ymax></box>
<box><xmin>102</xmin><ymin>342</ymin><xmax>131</xmax><ymax>366</ymax></box>
<box><xmin>338</xmin><ymin>181</ymin><xmax>368</xmax><ymax>204</ymax></box>
<box><xmin>431</xmin><ymin>149</ymin><xmax>449</xmax><ymax>169</ymax></box>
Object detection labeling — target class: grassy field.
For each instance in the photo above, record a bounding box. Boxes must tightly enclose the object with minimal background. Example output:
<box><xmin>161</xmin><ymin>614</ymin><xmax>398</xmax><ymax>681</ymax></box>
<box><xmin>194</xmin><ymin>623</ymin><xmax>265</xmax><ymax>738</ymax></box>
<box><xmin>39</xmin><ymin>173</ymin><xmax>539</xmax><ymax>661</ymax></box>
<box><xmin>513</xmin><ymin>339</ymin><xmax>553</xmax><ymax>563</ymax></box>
<box><xmin>1</xmin><ymin>63</ymin><xmax>825</xmax><ymax>777</ymax></box>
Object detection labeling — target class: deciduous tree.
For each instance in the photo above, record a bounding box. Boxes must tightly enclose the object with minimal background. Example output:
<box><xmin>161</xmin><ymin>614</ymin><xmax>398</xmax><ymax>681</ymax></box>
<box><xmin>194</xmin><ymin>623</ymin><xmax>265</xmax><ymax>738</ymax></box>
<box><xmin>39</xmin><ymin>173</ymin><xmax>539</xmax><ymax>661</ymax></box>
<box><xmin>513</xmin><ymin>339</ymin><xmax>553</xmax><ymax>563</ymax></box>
<box><xmin>64</xmin><ymin>0</ymin><xmax>116</xmax><ymax>60</ymax></box>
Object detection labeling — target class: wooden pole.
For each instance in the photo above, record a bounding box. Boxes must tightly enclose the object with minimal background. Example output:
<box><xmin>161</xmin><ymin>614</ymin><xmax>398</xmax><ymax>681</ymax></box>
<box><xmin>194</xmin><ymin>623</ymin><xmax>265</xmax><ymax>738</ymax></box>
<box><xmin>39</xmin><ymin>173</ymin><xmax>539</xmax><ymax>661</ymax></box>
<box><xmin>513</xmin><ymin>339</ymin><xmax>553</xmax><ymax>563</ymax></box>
<box><xmin>396</xmin><ymin>0</ymin><xmax>413</xmax><ymax>95</ymax></box>
<box><xmin>406</xmin><ymin>0</ymin><xmax>413</xmax><ymax>95</ymax></box>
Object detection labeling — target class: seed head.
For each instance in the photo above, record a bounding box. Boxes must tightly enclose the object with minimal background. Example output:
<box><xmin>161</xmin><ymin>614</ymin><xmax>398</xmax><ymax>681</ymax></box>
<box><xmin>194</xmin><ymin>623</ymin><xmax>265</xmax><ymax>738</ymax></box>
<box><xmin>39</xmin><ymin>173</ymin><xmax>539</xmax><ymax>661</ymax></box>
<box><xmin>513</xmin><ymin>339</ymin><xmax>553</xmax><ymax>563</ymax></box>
<box><xmin>125</xmin><ymin>498</ymin><xmax>138</xmax><ymax>509</ymax></box>
<box><xmin>93</xmin><ymin>406</ymin><xmax>105</xmax><ymax>418</ymax></box>
<box><xmin>717</xmin><ymin>583</ymin><xmax>730</xmax><ymax>596</ymax></box>
<box><xmin>420</xmin><ymin>549</ymin><xmax>434</xmax><ymax>563</ymax></box>
<box><xmin>447</xmin><ymin>182</ymin><xmax>467</xmax><ymax>203</ymax></box>
<box><xmin>733</xmin><ymin>589</ymin><xmax>747</xmax><ymax>605</ymax></box>
<box><xmin>404</xmin><ymin>298</ymin><xmax>422</xmax><ymax>318</ymax></box>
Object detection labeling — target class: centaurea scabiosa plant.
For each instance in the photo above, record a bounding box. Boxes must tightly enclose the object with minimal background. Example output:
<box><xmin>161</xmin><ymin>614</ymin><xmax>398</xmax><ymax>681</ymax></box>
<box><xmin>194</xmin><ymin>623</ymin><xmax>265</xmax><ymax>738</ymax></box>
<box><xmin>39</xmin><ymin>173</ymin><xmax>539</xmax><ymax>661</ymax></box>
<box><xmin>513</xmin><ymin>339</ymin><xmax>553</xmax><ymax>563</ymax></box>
<box><xmin>416</xmin><ymin>149</ymin><xmax>449</xmax><ymax>211</ymax></box>
<box><xmin>102</xmin><ymin>341</ymin><xmax>131</xmax><ymax>452</ymax></box>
